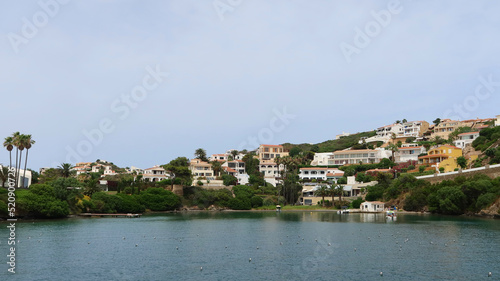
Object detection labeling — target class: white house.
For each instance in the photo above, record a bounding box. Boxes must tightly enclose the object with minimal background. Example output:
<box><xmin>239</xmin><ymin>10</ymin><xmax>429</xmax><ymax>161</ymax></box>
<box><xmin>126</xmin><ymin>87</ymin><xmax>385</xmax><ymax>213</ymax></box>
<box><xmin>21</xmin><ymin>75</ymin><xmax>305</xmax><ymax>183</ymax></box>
<box><xmin>361</xmin><ymin>201</ymin><xmax>385</xmax><ymax>212</ymax></box>
<box><xmin>332</xmin><ymin>148</ymin><xmax>391</xmax><ymax>165</ymax></box>
<box><xmin>222</xmin><ymin>160</ymin><xmax>249</xmax><ymax>185</ymax></box>
<box><xmin>401</xmin><ymin>121</ymin><xmax>430</xmax><ymax>137</ymax></box>
<box><xmin>335</xmin><ymin>132</ymin><xmax>351</xmax><ymax>139</ymax></box>
<box><xmin>143</xmin><ymin>165</ymin><xmax>169</xmax><ymax>182</ymax></box>
<box><xmin>363</xmin><ymin>123</ymin><xmax>404</xmax><ymax>144</ymax></box>
<box><xmin>209</xmin><ymin>154</ymin><xmax>228</xmax><ymax>162</ymax></box>
<box><xmin>310</xmin><ymin>152</ymin><xmax>334</xmax><ymax>166</ymax></box>
<box><xmin>454</xmin><ymin>132</ymin><xmax>480</xmax><ymax>149</ymax></box>
<box><xmin>496</xmin><ymin>115</ymin><xmax>500</xmax><ymax>126</ymax></box>
<box><xmin>0</xmin><ymin>165</ymin><xmax>32</xmax><ymax>188</ymax></box>
<box><xmin>395</xmin><ymin>146</ymin><xmax>426</xmax><ymax>163</ymax></box>
<box><xmin>299</xmin><ymin>167</ymin><xmax>344</xmax><ymax>181</ymax></box>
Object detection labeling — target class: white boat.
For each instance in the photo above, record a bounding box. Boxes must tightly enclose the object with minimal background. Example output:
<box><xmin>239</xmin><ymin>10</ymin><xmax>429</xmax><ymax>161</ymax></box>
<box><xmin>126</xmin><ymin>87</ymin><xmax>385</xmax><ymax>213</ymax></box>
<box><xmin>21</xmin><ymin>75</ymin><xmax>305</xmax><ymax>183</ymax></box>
<box><xmin>386</xmin><ymin>210</ymin><xmax>397</xmax><ymax>221</ymax></box>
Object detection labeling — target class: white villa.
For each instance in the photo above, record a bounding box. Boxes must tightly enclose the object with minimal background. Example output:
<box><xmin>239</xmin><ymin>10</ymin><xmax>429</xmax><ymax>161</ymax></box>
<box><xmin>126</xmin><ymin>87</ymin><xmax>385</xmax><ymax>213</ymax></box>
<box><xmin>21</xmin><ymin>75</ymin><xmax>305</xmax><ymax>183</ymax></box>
<box><xmin>395</xmin><ymin>146</ymin><xmax>426</xmax><ymax>163</ymax></box>
<box><xmin>401</xmin><ymin>121</ymin><xmax>430</xmax><ymax>137</ymax></box>
<box><xmin>310</xmin><ymin>152</ymin><xmax>334</xmax><ymax>166</ymax></box>
<box><xmin>332</xmin><ymin>148</ymin><xmax>391</xmax><ymax>165</ymax></box>
<box><xmin>496</xmin><ymin>115</ymin><xmax>500</xmax><ymax>126</ymax></box>
<box><xmin>454</xmin><ymin>132</ymin><xmax>480</xmax><ymax>149</ymax></box>
<box><xmin>143</xmin><ymin>165</ymin><xmax>169</xmax><ymax>182</ymax></box>
<box><xmin>299</xmin><ymin>167</ymin><xmax>344</xmax><ymax>181</ymax></box>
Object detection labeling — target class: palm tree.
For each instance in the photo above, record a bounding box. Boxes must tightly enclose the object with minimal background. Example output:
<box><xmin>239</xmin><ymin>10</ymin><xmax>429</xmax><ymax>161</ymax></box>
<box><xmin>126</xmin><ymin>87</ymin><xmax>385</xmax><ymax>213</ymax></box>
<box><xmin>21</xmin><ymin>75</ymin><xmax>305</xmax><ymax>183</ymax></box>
<box><xmin>314</xmin><ymin>185</ymin><xmax>329</xmax><ymax>207</ymax></box>
<box><xmin>336</xmin><ymin>184</ymin><xmax>344</xmax><ymax>203</ymax></box>
<box><xmin>21</xmin><ymin>135</ymin><xmax>35</xmax><ymax>188</ymax></box>
<box><xmin>211</xmin><ymin>161</ymin><xmax>222</xmax><ymax>177</ymax></box>
<box><xmin>16</xmin><ymin>134</ymin><xmax>28</xmax><ymax>187</ymax></box>
<box><xmin>328</xmin><ymin>184</ymin><xmax>336</xmax><ymax>203</ymax></box>
<box><xmin>230</xmin><ymin>150</ymin><xmax>238</xmax><ymax>160</ymax></box>
<box><xmin>0</xmin><ymin>166</ymin><xmax>9</xmax><ymax>188</ymax></box>
<box><xmin>58</xmin><ymin>163</ymin><xmax>73</xmax><ymax>178</ymax></box>
<box><xmin>12</xmin><ymin>132</ymin><xmax>21</xmax><ymax>187</ymax></box>
<box><xmin>3</xmin><ymin>137</ymin><xmax>14</xmax><ymax>170</ymax></box>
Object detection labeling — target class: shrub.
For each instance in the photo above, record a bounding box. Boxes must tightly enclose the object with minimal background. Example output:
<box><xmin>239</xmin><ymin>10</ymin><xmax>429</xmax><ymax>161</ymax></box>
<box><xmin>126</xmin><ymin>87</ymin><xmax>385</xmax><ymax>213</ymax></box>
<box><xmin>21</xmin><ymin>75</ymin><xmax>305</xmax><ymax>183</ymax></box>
<box><xmin>408</xmin><ymin>165</ymin><xmax>415</xmax><ymax>171</ymax></box>
<box><xmin>351</xmin><ymin>197</ymin><xmax>364</xmax><ymax>209</ymax></box>
<box><xmin>439</xmin><ymin>167</ymin><xmax>445</xmax><ymax>173</ymax></box>
<box><xmin>138</xmin><ymin>188</ymin><xmax>181</xmax><ymax>211</ymax></box>
<box><xmin>229</xmin><ymin>197</ymin><xmax>251</xmax><ymax>210</ymax></box>
<box><xmin>476</xmin><ymin>193</ymin><xmax>498</xmax><ymax>210</ymax></box>
<box><xmin>251</xmin><ymin>196</ymin><xmax>264</xmax><ymax>208</ymax></box>
<box><xmin>419</xmin><ymin>166</ymin><xmax>426</xmax><ymax>173</ymax></box>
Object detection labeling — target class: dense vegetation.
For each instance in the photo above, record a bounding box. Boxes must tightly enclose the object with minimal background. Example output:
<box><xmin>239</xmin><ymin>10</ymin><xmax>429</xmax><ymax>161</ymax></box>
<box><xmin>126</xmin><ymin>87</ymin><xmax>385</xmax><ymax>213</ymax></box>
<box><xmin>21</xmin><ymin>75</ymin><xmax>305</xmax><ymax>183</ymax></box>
<box><xmin>365</xmin><ymin>173</ymin><xmax>500</xmax><ymax>215</ymax></box>
<box><xmin>282</xmin><ymin>131</ymin><xmax>376</xmax><ymax>154</ymax></box>
<box><xmin>472</xmin><ymin>126</ymin><xmax>500</xmax><ymax>165</ymax></box>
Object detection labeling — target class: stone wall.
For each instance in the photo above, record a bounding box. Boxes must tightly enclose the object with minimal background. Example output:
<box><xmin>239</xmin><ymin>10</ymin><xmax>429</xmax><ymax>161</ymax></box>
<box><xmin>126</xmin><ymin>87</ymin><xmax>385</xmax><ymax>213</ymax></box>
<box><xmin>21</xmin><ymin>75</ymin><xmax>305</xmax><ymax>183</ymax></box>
<box><xmin>418</xmin><ymin>164</ymin><xmax>500</xmax><ymax>184</ymax></box>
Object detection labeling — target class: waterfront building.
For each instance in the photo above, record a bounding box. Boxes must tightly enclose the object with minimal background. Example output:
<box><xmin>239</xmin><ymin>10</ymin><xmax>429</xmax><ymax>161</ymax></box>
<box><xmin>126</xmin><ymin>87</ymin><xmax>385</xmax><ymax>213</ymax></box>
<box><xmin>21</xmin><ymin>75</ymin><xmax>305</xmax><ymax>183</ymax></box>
<box><xmin>143</xmin><ymin>165</ymin><xmax>169</xmax><ymax>182</ymax></box>
<box><xmin>418</xmin><ymin>145</ymin><xmax>462</xmax><ymax>172</ymax></box>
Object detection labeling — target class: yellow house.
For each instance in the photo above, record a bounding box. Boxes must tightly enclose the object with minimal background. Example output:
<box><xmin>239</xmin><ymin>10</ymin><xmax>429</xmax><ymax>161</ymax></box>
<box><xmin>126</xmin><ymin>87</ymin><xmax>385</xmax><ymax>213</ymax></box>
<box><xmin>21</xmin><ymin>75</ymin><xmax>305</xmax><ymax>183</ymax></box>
<box><xmin>418</xmin><ymin>145</ymin><xmax>462</xmax><ymax>172</ymax></box>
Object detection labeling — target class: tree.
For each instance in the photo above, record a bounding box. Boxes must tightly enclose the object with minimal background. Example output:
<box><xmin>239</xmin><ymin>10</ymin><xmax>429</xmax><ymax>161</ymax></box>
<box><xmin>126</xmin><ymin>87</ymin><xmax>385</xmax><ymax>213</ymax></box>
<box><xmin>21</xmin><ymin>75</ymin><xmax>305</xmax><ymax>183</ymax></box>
<box><xmin>58</xmin><ymin>163</ymin><xmax>73</xmax><ymax>178</ymax></box>
<box><xmin>433</xmin><ymin>118</ymin><xmax>441</xmax><ymax>125</ymax></box>
<box><xmin>21</xmin><ymin>134</ymin><xmax>35</xmax><ymax>188</ymax></box>
<box><xmin>3</xmin><ymin>136</ymin><xmax>14</xmax><ymax>174</ymax></box>
<box><xmin>456</xmin><ymin>156</ymin><xmax>467</xmax><ymax>169</ymax></box>
<box><xmin>194</xmin><ymin>148</ymin><xmax>208</xmax><ymax>162</ymax></box>
<box><xmin>211</xmin><ymin>161</ymin><xmax>222</xmax><ymax>177</ymax></box>
<box><xmin>12</xmin><ymin>132</ymin><xmax>21</xmax><ymax>187</ymax></box>
<box><xmin>385</xmin><ymin>144</ymin><xmax>399</xmax><ymax>163</ymax></box>
<box><xmin>230</xmin><ymin>150</ymin><xmax>238</xmax><ymax>160</ymax></box>
<box><xmin>402</xmin><ymin>119</ymin><xmax>407</xmax><ymax>123</ymax></box>
<box><xmin>336</xmin><ymin>184</ymin><xmax>344</xmax><ymax>202</ymax></box>
<box><xmin>168</xmin><ymin>157</ymin><xmax>189</xmax><ymax>167</ymax></box>
<box><xmin>314</xmin><ymin>185</ymin><xmax>329</xmax><ymax>207</ymax></box>
<box><xmin>222</xmin><ymin>174</ymin><xmax>237</xmax><ymax>186</ymax></box>
<box><xmin>289</xmin><ymin>147</ymin><xmax>302</xmax><ymax>157</ymax></box>
<box><xmin>0</xmin><ymin>166</ymin><xmax>9</xmax><ymax>188</ymax></box>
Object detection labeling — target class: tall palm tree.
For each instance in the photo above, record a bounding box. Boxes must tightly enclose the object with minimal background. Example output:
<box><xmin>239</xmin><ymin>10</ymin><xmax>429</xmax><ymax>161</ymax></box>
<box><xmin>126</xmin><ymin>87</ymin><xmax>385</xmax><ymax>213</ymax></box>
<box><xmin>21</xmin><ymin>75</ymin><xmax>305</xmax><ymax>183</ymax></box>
<box><xmin>336</xmin><ymin>184</ymin><xmax>344</xmax><ymax>203</ymax></box>
<box><xmin>12</xmin><ymin>132</ymin><xmax>21</xmax><ymax>187</ymax></box>
<box><xmin>16</xmin><ymin>134</ymin><xmax>28</xmax><ymax>188</ymax></box>
<box><xmin>230</xmin><ymin>150</ymin><xmax>238</xmax><ymax>160</ymax></box>
<box><xmin>58</xmin><ymin>163</ymin><xmax>73</xmax><ymax>178</ymax></box>
<box><xmin>314</xmin><ymin>185</ymin><xmax>329</xmax><ymax>207</ymax></box>
<box><xmin>21</xmin><ymin>135</ymin><xmax>35</xmax><ymax>188</ymax></box>
<box><xmin>211</xmin><ymin>161</ymin><xmax>222</xmax><ymax>177</ymax></box>
<box><xmin>3</xmin><ymin>136</ymin><xmax>14</xmax><ymax>172</ymax></box>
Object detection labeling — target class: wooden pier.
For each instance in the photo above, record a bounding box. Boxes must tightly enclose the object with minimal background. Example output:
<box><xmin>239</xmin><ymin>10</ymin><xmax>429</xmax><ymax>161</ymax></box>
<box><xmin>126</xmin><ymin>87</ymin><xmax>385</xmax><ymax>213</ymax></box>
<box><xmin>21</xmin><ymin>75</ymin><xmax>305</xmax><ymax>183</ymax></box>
<box><xmin>79</xmin><ymin>213</ymin><xmax>142</xmax><ymax>218</ymax></box>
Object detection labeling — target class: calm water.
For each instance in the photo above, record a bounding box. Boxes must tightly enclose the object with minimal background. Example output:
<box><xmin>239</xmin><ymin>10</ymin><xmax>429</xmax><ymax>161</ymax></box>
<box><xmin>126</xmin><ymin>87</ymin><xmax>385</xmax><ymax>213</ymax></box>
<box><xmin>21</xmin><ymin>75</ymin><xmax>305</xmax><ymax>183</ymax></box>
<box><xmin>0</xmin><ymin>212</ymin><xmax>499</xmax><ymax>281</ymax></box>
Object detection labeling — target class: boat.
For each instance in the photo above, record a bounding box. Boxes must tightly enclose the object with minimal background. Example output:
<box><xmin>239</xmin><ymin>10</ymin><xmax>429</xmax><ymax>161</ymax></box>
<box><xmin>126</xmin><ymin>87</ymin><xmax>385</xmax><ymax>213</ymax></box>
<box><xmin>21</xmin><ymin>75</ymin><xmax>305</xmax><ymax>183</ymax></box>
<box><xmin>276</xmin><ymin>205</ymin><xmax>281</xmax><ymax>212</ymax></box>
<box><xmin>386</xmin><ymin>210</ymin><xmax>397</xmax><ymax>221</ymax></box>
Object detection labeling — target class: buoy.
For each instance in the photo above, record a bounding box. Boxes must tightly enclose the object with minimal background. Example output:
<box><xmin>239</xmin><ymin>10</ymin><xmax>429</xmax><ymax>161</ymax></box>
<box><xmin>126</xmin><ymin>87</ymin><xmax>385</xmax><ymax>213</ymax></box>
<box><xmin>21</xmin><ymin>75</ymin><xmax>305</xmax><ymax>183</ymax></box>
<box><xmin>380</xmin><ymin>272</ymin><xmax>383</xmax><ymax>276</ymax></box>
<box><xmin>354</xmin><ymin>248</ymin><xmax>357</xmax><ymax>251</ymax></box>
<box><xmin>225</xmin><ymin>246</ymin><xmax>228</xmax><ymax>248</ymax></box>
<box><xmin>88</xmin><ymin>242</ymin><xmax>90</xmax><ymax>244</ymax></box>
<box><xmin>328</xmin><ymin>243</ymin><xmax>331</xmax><ymax>246</ymax></box>
<box><xmin>200</xmin><ymin>267</ymin><xmax>203</xmax><ymax>271</ymax></box>
<box><xmin>154</xmin><ymin>237</ymin><xmax>156</xmax><ymax>239</ymax></box>
<box><xmin>249</xmin><ymin>258</ymin><xmax>252</xmax><ymax>262</ymax></box>
<box><xmin>176</xmin><ymin>247</ymin><xmax>179</xmax><ymax>250</ymax></box>
<box><xmin>280</xmin><ymin>242</ymin><xmax>283</xmax><ymax>245</ymax></box>
<box><xmin>123</xmin><ymin>237</ymin><xmax>125</xmax><ymax>240</ymax></box>
<box><xmin>256</xmin><ymin>247</ymin><xmax>259</xmax><ymax>249</ymax></box>
<box><xmin>135</xmin><ymin>244</ymin><xmax>138</xmax><ymax>247</ymax></box>
<box><xmin>488</xmin><ymin>272</ymin><xmax>492</xmax><ymax>277</ymax></box>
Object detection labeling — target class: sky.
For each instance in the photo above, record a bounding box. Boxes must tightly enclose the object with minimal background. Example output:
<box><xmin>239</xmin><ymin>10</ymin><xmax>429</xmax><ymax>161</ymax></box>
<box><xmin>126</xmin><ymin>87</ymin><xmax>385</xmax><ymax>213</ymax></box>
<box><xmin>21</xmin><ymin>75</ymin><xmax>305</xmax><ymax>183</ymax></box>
<box><xmin>1</xmin><ymin>0</ymin><xmax>500</xmax><ymax>171</ymax></box>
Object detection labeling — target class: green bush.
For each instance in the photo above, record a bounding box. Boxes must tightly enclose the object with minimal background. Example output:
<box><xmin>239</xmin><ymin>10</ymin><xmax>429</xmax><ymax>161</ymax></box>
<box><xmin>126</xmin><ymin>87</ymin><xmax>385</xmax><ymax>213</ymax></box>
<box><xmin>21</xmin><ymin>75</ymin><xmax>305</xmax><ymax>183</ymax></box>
<box><xmin>229</xmin><ymin>197</ymin><xmax>251</xmax><ymax>210</ymax></box>
<box><xmin>351</xmin><ymin>197</ymin><xmax>364</xmax><ymax>209</ymax></box>
<box><xmin>419</xmin><ymin>166</ymin><xmax>426</xmax><ymax>173</ymax></box>
<box><xmin>138</xmin><ymin>188</ymin><xmax>181</xmax><ymax>211</ymax></box>
<box><xmin>251</xmin><ymin>196</ymin><xmax>264</xmax><ymax>208</ymax></box>
<box><xmin>439</xmin><ymin>167</ymin><xmax>445</xmax><ymax>173</ymax></box>
<box><xmin>476</xmin><ymin>193</ymin><xmax>498</xmax><ymax>210</ymax></box>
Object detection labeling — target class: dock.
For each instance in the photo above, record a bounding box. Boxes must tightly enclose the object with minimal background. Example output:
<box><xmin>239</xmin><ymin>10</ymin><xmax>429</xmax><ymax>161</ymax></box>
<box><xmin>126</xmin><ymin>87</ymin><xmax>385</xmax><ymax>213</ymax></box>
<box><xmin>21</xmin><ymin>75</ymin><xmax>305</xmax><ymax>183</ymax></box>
<box><xmin>79</xmin><ymin>213</ymin><xmax>142</xmax><ymax>218</ymax></box>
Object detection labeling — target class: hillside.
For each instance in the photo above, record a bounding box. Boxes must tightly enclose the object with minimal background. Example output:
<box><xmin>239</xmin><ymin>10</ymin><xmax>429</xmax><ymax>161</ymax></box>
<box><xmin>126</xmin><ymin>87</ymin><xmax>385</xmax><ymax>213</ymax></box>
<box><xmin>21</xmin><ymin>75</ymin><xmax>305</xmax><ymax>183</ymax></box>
<box><xmin>282</xmin><ymin>131</ymin><xmax>376</xmax><ymax>153</ymax></box>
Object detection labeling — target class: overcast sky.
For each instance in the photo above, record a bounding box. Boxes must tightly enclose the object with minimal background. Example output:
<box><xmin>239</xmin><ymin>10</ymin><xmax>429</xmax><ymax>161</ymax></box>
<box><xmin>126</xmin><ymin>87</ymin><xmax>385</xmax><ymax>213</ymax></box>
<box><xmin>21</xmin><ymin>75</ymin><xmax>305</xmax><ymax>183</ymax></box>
<box><xmin>1</xmin><ymin>0</ymin><xmax>500</xmax><ymax>170</ymax></box>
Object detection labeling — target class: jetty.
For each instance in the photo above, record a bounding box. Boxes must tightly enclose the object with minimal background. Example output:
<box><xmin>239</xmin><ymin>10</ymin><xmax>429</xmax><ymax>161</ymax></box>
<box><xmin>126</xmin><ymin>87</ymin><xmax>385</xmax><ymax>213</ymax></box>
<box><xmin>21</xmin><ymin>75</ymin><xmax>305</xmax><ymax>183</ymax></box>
<box><xmin>79</xmin><ymin>213</ymin><xmax>142</xmax><ymax>218</ymax></box>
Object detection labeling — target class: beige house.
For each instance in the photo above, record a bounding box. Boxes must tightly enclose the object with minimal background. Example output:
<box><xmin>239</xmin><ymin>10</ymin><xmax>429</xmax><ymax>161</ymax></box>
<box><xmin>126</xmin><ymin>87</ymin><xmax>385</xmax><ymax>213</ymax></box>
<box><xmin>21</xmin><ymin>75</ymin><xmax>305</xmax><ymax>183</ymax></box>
<box><xmin>402</xmin><ymin>120</ymin><xmax>429</xmax><ymax>137</ymax></box>
<box><xmin>431</xmin><ymin>119</ymin><xmax>474</xmax><ymax>139</ymax></box>
<box><xmin>189</xmin><ymin>159</ymin><xmax>215</xmax><ymax>180</ymax></box>
<box><xmin>257</xmin><ymin>144</ymin><xmax>289</xmax><ymax>164</ymax></box>
<box><xmin>496</xmin><ymin>115</ymin><xmax>500</xmax><ymax>126</ymax></box>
